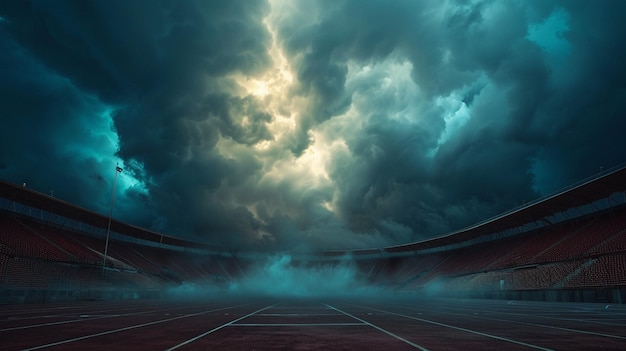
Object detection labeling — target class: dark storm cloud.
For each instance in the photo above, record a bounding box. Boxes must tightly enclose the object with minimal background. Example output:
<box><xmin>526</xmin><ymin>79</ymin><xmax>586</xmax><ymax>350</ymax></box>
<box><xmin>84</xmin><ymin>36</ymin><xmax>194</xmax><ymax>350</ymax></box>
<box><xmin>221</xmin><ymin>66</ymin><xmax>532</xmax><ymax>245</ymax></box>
<box><xmin>271</xmin><ymin>0</ymin><xmax>626</xmax><ymax>240</ymax></box>
<box><xmin>0</xmin><ymin>0</ymin><xmax>273</xmax><ymax>237</ymax></box>
<box><xmin>1</xmin><ymin>0</ymin><xmax>625</xmax><ymax>249</ymax></box>
<box><xmin>0</xmin><ymin>30</ymin><xmax>107</xmax><ymax>206</ymax></box>
<box><xmin>536</xmin><ymin>0</ymin><xmax>626</xmax><ymax>184</ymax></box>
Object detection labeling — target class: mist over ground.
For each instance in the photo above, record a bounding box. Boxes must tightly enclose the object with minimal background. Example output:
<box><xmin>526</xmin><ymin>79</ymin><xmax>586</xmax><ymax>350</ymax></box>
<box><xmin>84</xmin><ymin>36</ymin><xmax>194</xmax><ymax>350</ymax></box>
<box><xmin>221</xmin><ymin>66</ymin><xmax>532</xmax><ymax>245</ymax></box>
<box><xmin>165</xmin><ymin>254</ymin><xmax>386</xmax><ymax>300</ymax></box>
<box><xmin>163</xmin><ymin>254</ymin><xmax>479</xmax><ymax>301</ymax></box>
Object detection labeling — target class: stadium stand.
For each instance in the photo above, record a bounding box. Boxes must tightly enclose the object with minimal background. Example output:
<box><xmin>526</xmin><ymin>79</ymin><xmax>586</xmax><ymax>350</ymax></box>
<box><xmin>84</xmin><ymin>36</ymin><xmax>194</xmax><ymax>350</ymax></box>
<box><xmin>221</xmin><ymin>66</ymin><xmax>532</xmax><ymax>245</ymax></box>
<box><xmin>1</xmin><ymin>164</ymin><xmax>626</xmax><ymax>304</ymax></box>
<box><xmin>0</xmin><ymin>215</ymin><xmax>70</xmax><ymax>262</ymax></box>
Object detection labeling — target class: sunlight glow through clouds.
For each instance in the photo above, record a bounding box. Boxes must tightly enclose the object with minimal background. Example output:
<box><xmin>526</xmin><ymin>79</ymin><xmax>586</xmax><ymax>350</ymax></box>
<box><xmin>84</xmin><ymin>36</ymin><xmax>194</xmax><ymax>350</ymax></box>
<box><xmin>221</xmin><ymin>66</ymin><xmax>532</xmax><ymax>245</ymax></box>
<box><xmin>210</xmin><ymin>1</ymin><xmax>339</xmax><ymax>228</ymax></box>
<box><xmin>227</xmin><ymin>4</ymin><xmax>334</xmax><ymax>193</ymax></box>
<box><xmin>233</xmin><ymin>11</ymin><xmax>297</xmax><ymax>152</ymax></box>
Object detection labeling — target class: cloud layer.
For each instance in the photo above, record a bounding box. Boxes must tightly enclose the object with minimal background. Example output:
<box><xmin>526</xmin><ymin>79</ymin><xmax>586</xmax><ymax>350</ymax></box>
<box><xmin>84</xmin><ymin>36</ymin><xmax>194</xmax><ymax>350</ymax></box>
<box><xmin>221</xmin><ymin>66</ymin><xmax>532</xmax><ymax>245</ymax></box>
<box><xmin>1</xmin><ymin>0</ymin><xmax>625</xmax><ymax>250</ymax></box>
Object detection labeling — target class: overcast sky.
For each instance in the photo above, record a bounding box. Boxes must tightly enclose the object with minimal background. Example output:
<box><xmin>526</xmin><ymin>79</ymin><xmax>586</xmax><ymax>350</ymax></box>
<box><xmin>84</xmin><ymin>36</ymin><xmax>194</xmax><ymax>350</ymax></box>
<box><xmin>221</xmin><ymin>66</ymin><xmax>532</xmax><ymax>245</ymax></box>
<box><xmin>1</xmin><ymin>0</ymin><xmax>625</xmax><ymax>250</ymax></box>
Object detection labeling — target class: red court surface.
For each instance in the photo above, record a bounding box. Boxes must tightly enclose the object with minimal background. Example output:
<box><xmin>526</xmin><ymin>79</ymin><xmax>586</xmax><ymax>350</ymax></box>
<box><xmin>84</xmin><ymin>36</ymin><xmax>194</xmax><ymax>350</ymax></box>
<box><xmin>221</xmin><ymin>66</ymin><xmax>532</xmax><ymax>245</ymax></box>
<box><xmin>2</xmin><ymin>297</ymin><xmax>626</xmax><ymax>350</ymax></box>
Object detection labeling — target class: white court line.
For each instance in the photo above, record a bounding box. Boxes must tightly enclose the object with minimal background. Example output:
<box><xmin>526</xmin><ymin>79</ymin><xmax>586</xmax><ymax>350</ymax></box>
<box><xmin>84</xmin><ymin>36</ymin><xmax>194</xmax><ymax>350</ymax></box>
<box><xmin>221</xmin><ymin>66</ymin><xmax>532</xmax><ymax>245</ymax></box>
<box><xmin>21</xmin><ymin>304</ymin><xmax>249</xmax><ymax>351</ymax></box>
<box><xmin>255</xmin><ymin>313</ymin><xmax>339</xmax><ymax>316</ymax></box>
<box><xmin>0</xmin><ymin>303</ymin><xmax>162</xmax><ymax>321</ymax></box>
<box><xmin>2</xmin><ymin>313</ymin><xmax>140</xmax><ymax>332</ymax></box>
<box><xmin>356</xmin><ymin>305</ymin><xmax>554</xmax><ymax>351</ymax></box>
<box><xmin>416</xmin><ymin>301</ymin><xmax>626</xmax><ymax>328</ymax></box>
<box><xmin>324</xmin><ymin>303</ymin><xmax>429</xmax><ymax>351</ymax></box>
<box><xmin>231</xmin><ymin>323</ymin><xmax>366</xmax><ymax>327</ymax></box>
<box><xmin>439</xmin><ymin>311</ymin><xmax>626</xmax><ymax>341</ymax></box>
<box><xmin>446</xmin><ymin>299</ymin><xmax>626</xmax><ymax>315</ymax></box>
<box><xmin>165</xmin><ymin>303</ymin><xmax>277</xmax><ymax>351</ymax></box>
<box><xmin>0</xmin><ymin>303</ymin><xmax>102</xmax><ymax>316</ymax></box>
<box><xmin>0</xmin><ymin>303</ymin><xmax>219</xmax><ymax>332</ymax></box>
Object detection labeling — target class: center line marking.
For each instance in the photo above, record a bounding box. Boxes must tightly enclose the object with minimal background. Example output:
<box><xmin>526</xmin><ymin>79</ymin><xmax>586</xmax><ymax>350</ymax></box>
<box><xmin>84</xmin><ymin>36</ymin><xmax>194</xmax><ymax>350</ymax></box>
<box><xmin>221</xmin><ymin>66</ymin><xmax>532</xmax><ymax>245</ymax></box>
<box><xmin>165</xmin><ymin>303</ymin><xmax>277</xmax><ymax>351</ymax></box>
<box><xmin>255</xmin><ymin>313</ymin><xmax>339</xmax><ymax>316</ymax></box>
<box><xmin>324</xmin><ymin>303</ymin><xmax>430</xmax><ymax>351</ymax></box>
<box><xmin>231</xmin><ymin>323</ymin><xmax>366</xmax><ymax>327</ymax></box>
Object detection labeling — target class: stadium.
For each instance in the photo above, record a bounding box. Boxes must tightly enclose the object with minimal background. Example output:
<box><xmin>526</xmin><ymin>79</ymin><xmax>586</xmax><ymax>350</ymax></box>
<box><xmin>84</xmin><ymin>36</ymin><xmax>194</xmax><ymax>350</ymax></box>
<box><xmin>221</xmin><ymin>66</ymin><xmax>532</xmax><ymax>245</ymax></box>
<box><xmin>2</xmin><ymin>165</ymin><xmax>626</xmax><ymax>350</ymax></box>
<box><xmin>3</xmin><ymin>0</ymin><xmax>626</xmax><ymax>349</ymax></box>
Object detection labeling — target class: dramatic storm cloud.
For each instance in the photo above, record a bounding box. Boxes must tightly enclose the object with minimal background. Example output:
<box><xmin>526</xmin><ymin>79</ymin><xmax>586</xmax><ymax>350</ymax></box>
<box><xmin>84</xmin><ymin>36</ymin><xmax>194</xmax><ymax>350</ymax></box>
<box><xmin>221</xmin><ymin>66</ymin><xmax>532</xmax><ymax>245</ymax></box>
<box><xmin>1</xmin><ymin>0</ymin><xmax>625</xmax><ymax>250</ymax></box>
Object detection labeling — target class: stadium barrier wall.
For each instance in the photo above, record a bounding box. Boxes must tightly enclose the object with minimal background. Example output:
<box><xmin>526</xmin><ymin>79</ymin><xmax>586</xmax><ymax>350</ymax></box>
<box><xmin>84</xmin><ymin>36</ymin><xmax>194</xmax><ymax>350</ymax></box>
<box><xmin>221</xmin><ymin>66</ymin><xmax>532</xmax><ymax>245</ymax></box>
<box><xmin>438</xmin><ymin>287</ymin><xmax>626</xmax><ymax>304</ymax></box>
<box><xmin>0</xmin><ymin>287</ymin><xmax>162</xmax><ymax>304</ymax></box>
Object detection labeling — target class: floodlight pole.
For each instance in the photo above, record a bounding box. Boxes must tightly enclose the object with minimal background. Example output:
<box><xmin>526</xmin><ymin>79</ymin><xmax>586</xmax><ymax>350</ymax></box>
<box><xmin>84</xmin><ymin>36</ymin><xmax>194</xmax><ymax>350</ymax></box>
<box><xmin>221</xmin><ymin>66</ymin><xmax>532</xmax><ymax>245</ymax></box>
<box><xmin>102</xmin><ymin>163</ymin><xmax>122</xmax><ymax>279</ymax></box>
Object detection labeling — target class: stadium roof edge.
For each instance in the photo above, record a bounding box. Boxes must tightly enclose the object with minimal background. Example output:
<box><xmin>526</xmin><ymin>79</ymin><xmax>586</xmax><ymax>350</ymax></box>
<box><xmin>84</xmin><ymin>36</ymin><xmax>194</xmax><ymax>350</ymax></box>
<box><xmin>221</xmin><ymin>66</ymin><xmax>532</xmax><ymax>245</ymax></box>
<box><xmin>0</xmin><ymin>178</ymin><xmax>217</xmax><ymax>250</ymax></box>
<box><xmin>1</xmin><ymin>162</ymin><xmax>625</xmax><ymax>257</ymax></box>
<box><xmin>382</xmin><ymin>162</ymin><xmax>626</xmax><ymax>254</ymax></box>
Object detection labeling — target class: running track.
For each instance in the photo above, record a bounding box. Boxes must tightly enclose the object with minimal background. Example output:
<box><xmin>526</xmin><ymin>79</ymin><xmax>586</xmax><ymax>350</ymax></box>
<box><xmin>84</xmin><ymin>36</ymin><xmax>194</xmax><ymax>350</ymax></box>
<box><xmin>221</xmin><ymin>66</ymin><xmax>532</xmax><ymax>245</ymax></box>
<box><xmin>2</xmin><ymin>298</ymin><xmax>626</xmax><ymax>350</ymax></box>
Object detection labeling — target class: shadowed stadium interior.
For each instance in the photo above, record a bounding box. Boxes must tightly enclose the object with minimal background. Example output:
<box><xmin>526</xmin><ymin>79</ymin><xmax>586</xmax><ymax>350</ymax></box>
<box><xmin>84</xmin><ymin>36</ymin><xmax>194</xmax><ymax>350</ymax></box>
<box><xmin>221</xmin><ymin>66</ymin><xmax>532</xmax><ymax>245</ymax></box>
<box><xmin>2</xmin><ymin>166</ymin><xmax>626</xmax><ymax>350</ymax></box>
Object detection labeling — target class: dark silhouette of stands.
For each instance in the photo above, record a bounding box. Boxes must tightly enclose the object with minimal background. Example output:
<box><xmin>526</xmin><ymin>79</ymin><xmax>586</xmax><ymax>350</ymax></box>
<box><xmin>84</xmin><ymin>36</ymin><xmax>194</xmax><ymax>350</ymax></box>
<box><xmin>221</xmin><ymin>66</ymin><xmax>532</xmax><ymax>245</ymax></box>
<box><xmin>0</xmin><ymin>211</ymin><xmax>241</xmax><ymax>303</ymax></box>
<box><xmin>361</xmin><ymin>205</ymin><xmax>626</xmax><ymax>302</ymax></box>
<box><xmin>1</xmin><ymin>202</ymin><xmax>625</xmax><ymax>304</ymax></box>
